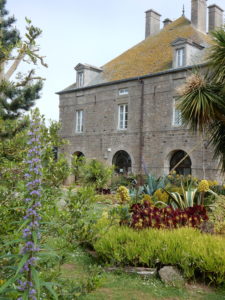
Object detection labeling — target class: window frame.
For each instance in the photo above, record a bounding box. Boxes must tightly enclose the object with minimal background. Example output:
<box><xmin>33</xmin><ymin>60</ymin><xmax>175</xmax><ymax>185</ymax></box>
<box><xmin>75</xmin><ymin>109</ymin><xmax>83</xmax><ymax>133</ymax></box>
<box><xmin>176</xmin><ymin>48</ymin><xmax>185</xmax><ymax>67</ymax></box>
<box><xmin>172</xmin><ymin>98</ymin><xmax>182</xmax><ymax>127</ymax></box>
<box><xmin>77</xmin><ymin>71</ymin><xmax>84</xmax><ymax>88</ymax></box>
<box><xmin>118</xmin><ymin>104</ymin><xmax>128</xmax><ymax>130</ymax></box>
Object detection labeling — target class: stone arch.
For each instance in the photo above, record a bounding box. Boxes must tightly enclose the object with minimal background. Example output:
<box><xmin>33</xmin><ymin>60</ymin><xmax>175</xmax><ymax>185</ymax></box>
<box><xmin>73</xmin><ymin>151</ymin><xmax>85</xmax><ymax>158</ymax></box>
<box><xmin>112</xmin><ymin>150</ymin><xmax>132</xmax><ymax>174</ymax></box>
<box><xmin>169</xmin><ymin>150</ymin><xmax>192</xmax><ymax>175</ymax></box>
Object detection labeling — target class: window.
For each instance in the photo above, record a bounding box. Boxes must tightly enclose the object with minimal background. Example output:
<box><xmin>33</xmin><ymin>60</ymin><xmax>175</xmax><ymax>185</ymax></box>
<box><xmin>176</xmin><ymin>48</ymin><xmax>185</xmax><ymax>67</ymax></box>
<box><xmin>77</xmin><ymin>71</ymin><xmax>84</xmax><ymax>87</ymax></box>
<box><xmin>76</xmin><ymin>110</ymin><xmax>83</xmax><ymax>132</ymax></box>
<box><xmin>172</xmin><ymin>99</ymin><xmax>182</xmax><ymax>127</ymax></box>
<box><xmin>118</xmin><ymin>104</ymin><xmax>128</xmax><ymax>130</ymax></box>
<box><xmin>119</xmin><ymin>88</ymin><xmax>128</xmax><ymax>96</ymax></box>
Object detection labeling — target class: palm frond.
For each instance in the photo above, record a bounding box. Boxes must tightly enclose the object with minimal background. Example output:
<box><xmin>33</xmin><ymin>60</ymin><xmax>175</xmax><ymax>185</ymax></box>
<box><xmin>208</xmin><ymin>28</ymin><xmax>225</xmax><ymax>84</ymax></box>
<box><xmin>177</xmin><ymin>74</ymin><xmax>225</xmax><ymax>132</ymax></box>
<box><xmin>209</xmin><ymin>120</ymin><xmax>225</xmax><ymax>172</ymax></box>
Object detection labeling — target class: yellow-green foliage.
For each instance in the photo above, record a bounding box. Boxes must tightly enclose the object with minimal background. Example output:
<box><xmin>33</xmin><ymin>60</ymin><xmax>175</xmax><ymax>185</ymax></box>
<box><xmin>209</xmin><ymin>195</ymin><xmax>225</xmax><ymax>235</ymax></box>
<box><xmin>116</xmin><ymin>186</ymin><xmax>130</xmax><ymax>203</ymax></box>
<box><xmin>94</xmin><ymin>226</ymin><xmax>225</xmax><ymax>285</ymax></box>
<box><xmin>153</xmin><ymin>189</ymin><xmax>169</xmax><ymax>203</ymax></box>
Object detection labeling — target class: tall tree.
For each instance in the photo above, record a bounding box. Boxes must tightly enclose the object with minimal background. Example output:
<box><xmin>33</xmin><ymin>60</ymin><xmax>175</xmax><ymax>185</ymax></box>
<box><xmin>0</xmin><ymin>0</ymin><xmax>47</xmax><ymax>137</ymax></box>
<box><xmin>177</xmin><ymin>28</ymin><xmax>225</xmax><ymax>171</ymax></box>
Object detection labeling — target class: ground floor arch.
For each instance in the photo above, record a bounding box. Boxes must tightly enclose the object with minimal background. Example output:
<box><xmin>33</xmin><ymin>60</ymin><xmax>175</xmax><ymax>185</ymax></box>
<box><xmin>169</xmin><ymin>150</ymin><xmax>192</xmax><ymax>175</ymax></box>
<box><xmin>112</xmin><ymin>150</ymin><xmax>132</xmax><ymax>174</ymax></box>
<box><xmin>73</xmin><ymin>151</ymin><xmax>85</xmax><ymax>158</ymax></box>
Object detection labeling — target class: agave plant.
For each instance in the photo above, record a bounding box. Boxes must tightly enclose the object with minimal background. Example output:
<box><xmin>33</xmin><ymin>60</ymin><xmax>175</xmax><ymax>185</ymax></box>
<box><xmin>164</xmin><ymin>180</ymin><xmax>217</xmax><ymax>209</ymax></box>
<box><xmin>143</xmin><ymin>174</ymin><xmax>167</xmax><ymax>196</ymax></box>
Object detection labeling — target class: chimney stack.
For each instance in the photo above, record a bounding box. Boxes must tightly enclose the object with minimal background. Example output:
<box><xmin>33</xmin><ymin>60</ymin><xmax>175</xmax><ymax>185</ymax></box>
<box><xmin>163</xmin><ymin>18</ymin><xmax>172</xmax><ymax>28</ymax></box>
<box><xmin>191</xmin><ymin>0</ymin><xmax>207</xmax><ymax>33</ymax></box>
<box><xmin>145</xmin><ymin>9</ymin><xmax>161</xmax><ymax>38</ymax></box>
<box><xmin>208</xmin><ymin>4</ymin><xmax>224</xmax><ymax>32</ymax></box>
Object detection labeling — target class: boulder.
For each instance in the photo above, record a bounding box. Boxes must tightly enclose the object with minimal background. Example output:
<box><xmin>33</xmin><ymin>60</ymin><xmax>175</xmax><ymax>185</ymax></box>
<box><xmin>158</xmin><ymin>266</ymin><xmax>185</xmax><ymax>287</ymax></box>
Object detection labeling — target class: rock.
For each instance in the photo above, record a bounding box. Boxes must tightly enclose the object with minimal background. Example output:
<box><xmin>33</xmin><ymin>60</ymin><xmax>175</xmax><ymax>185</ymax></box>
<box><xmin>105</xmin><ymin>266</ymin><xmax>157</xmax><ymax>278</ymax></box>
<box><xmin>158</xmin><ymin>266</ymin><xmax>185</xmax><ymax>287</ymax></box>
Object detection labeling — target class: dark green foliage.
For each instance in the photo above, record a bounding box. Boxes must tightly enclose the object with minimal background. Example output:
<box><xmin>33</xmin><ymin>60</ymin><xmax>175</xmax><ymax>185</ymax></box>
<box><xmin>0</xmin><ymin>79</ymin><xmax>43</xmax><ymax>121</ymax></box>
<box><xmin>0</xmin><ymin>0</ymin><xmax>20</xmax><ymax>63</ymax></box>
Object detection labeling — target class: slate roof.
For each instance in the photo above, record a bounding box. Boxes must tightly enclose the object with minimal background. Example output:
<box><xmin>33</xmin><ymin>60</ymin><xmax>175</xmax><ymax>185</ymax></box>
<box><xmin>59</xmin><ymin>16</ymin><xmax>212</xmax><ymax>93</ymax></box>
<box><xmin>101</xmin><ymin>16</ymin><xmax>212</xmax><ymax>82</ymax></box>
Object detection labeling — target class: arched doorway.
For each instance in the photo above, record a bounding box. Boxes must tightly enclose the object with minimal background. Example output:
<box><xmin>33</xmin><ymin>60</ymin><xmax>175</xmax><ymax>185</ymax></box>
<box><xmin>170</xmin><ymin>150</ymin><xmax>191</xmax><ymax>175</ymax></box>
<box><xmin>73</xmin><ymin>151</ymin><xmax>84</xmax><ymax>159</ymax></box>
<box><xmin>72</xmin><ymin>151</ymin><xmax>85</xmax><ymax>182</ymax></box>
<box><xmin>112</xmin><ymin>150</ymin><xmax>132</xmax><ymax>174</ymax></box>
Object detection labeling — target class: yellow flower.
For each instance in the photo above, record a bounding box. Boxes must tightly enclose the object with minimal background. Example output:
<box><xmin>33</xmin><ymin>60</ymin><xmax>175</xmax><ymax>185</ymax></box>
<box><xmin>0</xmin><ymin>279</ymin><xmax>5</xmax><ymax>285</ymax></box>
<box><xmin>153</xmin><ymin>189</ymin><xmax>169</xmax><ymax>203</ymax></box>
<box><xmin>198</xmin><ymin>180</ymin><xmax>209</xmax><ymax>192</ymax></box>
<box><xmin>116</xmin><ymin>186</ymin><xmax>130</xmax><ymax>203</ymax></box>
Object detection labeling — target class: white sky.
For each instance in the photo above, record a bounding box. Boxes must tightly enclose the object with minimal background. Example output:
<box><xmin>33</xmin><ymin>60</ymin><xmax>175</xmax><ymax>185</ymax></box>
<box><xmin>7</xmin><ymin>0</ymin><xmax>225</xmax><ymax>123</ymax></box>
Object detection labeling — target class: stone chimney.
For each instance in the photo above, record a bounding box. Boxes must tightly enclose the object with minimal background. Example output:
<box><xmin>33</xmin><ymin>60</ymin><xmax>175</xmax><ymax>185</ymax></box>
<box><xmin>163</xmin><ymin>18</ymin><xmax>172</xmax><ymax>28</ymax></box>
<box><xmin>145</xmin><ymin>9</ymin><xmax>161</xmax><ymax>38</ymax></box>
<box><xmin>208</xmin><ymin>4</ymin><xmax>224</xmax><ymax>31</ymax></box>
<box><xmin>191</xmin><ymin>0</ymin><xmax>207</xmax><ymax>33</ymax></box>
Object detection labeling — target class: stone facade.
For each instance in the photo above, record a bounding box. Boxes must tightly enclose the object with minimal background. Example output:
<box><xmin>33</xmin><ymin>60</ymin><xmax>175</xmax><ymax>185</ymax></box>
<box><xmin>58</xmin><ymin>0</ymin><xmax>224</xmax><ymax>182</ymax></box>
<box><xmin>59</xmin><ymin>66</ymin><xmax>220</xmax><ymax>181</ymax></box>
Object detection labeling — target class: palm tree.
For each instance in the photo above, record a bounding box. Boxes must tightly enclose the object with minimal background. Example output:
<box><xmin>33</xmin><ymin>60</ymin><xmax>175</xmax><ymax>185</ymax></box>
<box><xmin>177</xmin><ymin>28</ymin><xmax>225</xmax><ymax>172</ymax></box>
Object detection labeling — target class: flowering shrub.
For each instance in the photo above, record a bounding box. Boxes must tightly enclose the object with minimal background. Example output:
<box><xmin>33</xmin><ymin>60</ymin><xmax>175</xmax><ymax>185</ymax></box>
<box><xmin>130</xmin><ymin>201</ymin><xmax>208</xmax><ymax>229</ymax></box>
<box><xmin>198</xmin><ymin>180</ymin><xmax>210</xmax><ymax>192</ymax></box>
<box><xmin>116</xmin><ymin>186</ymin><xmax>130</xmax><ymax>203</ymax></box>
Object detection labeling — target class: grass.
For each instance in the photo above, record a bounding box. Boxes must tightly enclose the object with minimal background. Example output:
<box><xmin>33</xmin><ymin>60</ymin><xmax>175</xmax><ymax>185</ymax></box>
<box><xmin>60</xmin><ymin>247</ymin><xmax>225</xmax><ymax>300</ymax></box>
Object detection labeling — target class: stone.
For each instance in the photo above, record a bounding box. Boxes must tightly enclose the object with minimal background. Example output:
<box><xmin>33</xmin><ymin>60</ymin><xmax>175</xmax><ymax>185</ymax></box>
<box><xmin>158</xmin><ymin>266</ymin><xmax>185</xmax><ymax>287</ymax></box>
<box><xmin>105</xmin><ymin>266</ymin><xmax>157</xmax><ymax>278</ymax></box>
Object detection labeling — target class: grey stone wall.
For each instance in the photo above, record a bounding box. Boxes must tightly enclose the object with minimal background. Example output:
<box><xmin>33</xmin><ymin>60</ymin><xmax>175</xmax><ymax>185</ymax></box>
<box><xmin>59</xmin><ymin>68</ymin><xmax>222</xmax><ymax>182</ymax></box>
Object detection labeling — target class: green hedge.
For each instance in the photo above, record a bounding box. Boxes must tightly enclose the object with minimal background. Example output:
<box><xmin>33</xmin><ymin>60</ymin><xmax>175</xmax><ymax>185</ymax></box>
<box><xmin>94</xmin><ymin>226</ymin><xmax>225</xmax><ymax>285</ymax></box>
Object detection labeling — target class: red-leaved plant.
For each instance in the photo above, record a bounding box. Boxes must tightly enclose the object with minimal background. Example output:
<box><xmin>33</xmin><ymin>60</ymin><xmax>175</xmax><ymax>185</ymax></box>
<box><xmin>130</xmin><ymin>201</ymin><xmax>208</xmax><ymax>229</ymax></box>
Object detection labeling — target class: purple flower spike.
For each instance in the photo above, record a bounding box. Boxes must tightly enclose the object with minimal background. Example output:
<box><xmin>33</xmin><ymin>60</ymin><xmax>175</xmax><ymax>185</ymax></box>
<box><xmin>20</xmin><ymin>111</ymin><xmax>42</xmax><ymax>296</ymax></box>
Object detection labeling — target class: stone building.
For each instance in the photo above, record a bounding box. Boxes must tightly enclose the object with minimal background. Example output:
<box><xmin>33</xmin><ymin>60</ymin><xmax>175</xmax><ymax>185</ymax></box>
<box><xmin>57</xmin><ymin>0</ymin><xmax>224</xmax><ymax>180</ymax></box>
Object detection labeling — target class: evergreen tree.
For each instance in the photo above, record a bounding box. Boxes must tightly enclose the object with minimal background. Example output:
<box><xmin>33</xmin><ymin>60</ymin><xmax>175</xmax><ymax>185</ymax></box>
<box><xmin>0</xmin><ymin>0</ymin><xmax>47</xmax><ymax>137</ymax></box>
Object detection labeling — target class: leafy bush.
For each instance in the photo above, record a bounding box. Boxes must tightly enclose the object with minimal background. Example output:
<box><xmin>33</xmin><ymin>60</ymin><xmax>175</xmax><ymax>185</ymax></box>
<box><xmin>65</xmin><ymin>186</ymin><xmax>98</xmax><ymax>244</ymax></box>
<box><xmin>94</xmin><ymin>226</ymin><xmax>225</xmax><ymax>285</ymax></box>
<box><xmin>81</xmin><ymin>159</ymin><xmax>114</xmax><ymax>190</ymax></box>
<box><xmin>130</xmin><ymin>201</ymin><xmax>208</xmax><ymax>229</ymax></box>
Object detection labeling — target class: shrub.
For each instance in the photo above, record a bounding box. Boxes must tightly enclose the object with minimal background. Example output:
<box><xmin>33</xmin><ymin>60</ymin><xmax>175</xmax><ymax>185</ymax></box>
<box><xmin>94</xmin><ymin>226</ymin><xmax>225</xmax><ymax>285</ymax></box>
<box><xmin>81</xmin><ymin>159</ymin><xmax>114</xmax><ymax>190</ymax></box>
<box><xmin>130</xmin><ymin>201</ymin><xmax>208</xmax><ymax>229</ymax></box>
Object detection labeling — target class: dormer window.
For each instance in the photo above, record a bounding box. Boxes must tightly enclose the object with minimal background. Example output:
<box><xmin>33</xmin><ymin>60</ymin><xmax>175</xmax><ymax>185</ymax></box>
<box><xmin>77</xmin><ymin>71</ymin><xmax>84</xmax><ymax>88</ymax></box>
<box><xmin>176</xmin><ymin>48</ymin><xmax>185</xmax><ymax>67</ymax></box>
<box><xmin>171</xmin><ymin>38</ymin><xmax>205</xmax><ymax>69</ymax></box>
